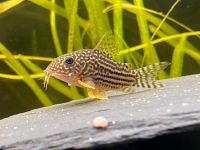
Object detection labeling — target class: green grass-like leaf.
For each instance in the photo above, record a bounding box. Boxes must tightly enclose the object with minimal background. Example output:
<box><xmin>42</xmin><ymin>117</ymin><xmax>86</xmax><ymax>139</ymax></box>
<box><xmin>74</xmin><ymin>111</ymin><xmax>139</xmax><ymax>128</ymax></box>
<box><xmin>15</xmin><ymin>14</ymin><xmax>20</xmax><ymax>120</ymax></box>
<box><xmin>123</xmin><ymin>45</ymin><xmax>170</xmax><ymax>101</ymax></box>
<box><xmin>0</xmin><ymin>0</ymin><xmax>24</xmax><ymax>14</ymax></box>
<box><xmin>84</xmin><ymin>0</ymin><xmax>110</xmax><ymax>45</ymax></box>
<box><xmin>119</xmin><ymin>31</ymin><xmax>200</xmax><ymax>56</ymax></box>
<box><xmin>64</xmin><ymin>0</ymin><xmax>83</xmax><ymax>51</ymax></box>
<box><xmin>151</xmin><ymin>0</ymin><xmax>180</xmax><ymax>40</ymax></box>
<box><xmin>65</xmin><ymin>0</ymin><xmax>79</xmax><ymax>53</ymax></box>
<box><xmin>50</xmin><ymin>0</ymin><xmax>63</xmax><ymax>56</ymax></box>
<box><xmin>170</xmin><ymin>36</ymin><xmax>186</xmax><ymax>77</ymax></box>
<box><xmin>133</xmin><ymin>0</ymin><xmax>159</xmax><ymax>65</ymax></box>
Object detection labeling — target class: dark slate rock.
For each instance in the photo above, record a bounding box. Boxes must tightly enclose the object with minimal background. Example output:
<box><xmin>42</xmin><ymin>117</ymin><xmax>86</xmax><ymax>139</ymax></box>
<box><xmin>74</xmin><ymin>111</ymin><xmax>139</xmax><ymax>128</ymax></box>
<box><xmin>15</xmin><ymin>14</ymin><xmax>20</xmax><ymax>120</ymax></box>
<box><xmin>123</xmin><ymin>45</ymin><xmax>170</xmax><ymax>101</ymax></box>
<box><xmin>0</xmin><ymin>74</ymin><xmax>200</xmax><ymax>150</ymax></box>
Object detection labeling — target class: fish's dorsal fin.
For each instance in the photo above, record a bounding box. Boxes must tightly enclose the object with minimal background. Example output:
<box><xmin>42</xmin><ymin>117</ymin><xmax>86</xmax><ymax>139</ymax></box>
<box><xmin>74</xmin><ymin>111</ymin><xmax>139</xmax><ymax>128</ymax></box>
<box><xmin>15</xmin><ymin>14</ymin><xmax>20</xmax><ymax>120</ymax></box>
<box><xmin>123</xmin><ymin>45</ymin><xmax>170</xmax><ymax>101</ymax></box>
<box><xmin>94</xmin><ymin>32</ymin><xmax>119</xmax><ymax>58</ymax></box>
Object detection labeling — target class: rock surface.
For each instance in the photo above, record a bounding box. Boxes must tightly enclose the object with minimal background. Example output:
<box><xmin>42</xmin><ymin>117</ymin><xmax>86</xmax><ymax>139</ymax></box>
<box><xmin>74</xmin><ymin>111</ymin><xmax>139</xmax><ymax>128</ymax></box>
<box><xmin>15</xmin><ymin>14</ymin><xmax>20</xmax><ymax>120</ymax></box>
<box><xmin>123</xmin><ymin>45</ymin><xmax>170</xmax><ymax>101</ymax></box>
<box><xmin>0</xmin><ymin>74</ymin><xmax>200</xmax><ymax>149</ymax></box>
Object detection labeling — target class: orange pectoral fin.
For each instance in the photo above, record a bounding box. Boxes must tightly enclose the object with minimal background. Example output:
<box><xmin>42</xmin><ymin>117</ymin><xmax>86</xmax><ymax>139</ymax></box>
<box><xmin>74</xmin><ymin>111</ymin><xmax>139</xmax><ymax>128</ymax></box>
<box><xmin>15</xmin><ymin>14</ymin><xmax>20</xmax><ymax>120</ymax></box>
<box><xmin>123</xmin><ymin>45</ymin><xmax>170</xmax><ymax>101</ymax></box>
<box><xmin>77</xmin><ymin>79</ymin><xmax>95</xmax><ymax>89</ymax></box>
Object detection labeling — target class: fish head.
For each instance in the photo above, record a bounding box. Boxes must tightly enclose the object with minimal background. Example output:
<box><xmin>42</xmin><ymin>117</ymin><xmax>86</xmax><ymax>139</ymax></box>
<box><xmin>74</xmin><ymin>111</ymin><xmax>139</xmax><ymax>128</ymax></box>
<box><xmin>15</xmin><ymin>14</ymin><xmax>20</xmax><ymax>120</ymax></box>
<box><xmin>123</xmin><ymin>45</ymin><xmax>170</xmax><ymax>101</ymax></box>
<box><xmin>43</xmin><ymin>49</ymin><xmax>94</xmax><ymax>89</ymax></box>
<box><xmin>44</xmin><ymin>52</ymin><xmax>83</xmax><ymax>89</ymax></box>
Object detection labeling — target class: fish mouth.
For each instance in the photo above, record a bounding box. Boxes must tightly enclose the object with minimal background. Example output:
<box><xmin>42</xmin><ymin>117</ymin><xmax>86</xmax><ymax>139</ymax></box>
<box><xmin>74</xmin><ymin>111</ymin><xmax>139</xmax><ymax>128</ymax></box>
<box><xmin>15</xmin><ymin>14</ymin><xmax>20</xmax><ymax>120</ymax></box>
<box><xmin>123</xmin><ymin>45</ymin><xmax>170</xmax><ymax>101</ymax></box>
<box><xmin>43</xmin><ymin>70</ymin><xmax>74</xmax><ymax>90</ymax></box>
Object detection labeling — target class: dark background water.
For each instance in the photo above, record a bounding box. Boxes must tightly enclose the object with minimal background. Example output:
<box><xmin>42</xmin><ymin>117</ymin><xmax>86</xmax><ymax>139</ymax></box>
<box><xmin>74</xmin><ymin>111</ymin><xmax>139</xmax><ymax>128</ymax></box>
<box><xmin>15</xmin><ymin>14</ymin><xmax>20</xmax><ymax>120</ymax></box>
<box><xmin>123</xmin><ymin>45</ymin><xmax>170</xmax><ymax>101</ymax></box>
<box><xmin>0</xmin><ymin>0</ymin><xmax>199</xmax><ymax>119</ymax></box>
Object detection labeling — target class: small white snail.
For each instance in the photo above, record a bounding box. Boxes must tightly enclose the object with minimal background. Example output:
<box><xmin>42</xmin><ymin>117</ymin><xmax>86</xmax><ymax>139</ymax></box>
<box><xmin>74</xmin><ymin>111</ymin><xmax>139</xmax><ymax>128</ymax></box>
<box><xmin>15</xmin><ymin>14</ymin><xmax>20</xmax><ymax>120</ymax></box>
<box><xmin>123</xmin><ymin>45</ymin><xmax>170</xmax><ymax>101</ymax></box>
<box><xmin>92</xmin><ymin>116</ymin><xmax>108</xmax><ymax>129</ymax></box>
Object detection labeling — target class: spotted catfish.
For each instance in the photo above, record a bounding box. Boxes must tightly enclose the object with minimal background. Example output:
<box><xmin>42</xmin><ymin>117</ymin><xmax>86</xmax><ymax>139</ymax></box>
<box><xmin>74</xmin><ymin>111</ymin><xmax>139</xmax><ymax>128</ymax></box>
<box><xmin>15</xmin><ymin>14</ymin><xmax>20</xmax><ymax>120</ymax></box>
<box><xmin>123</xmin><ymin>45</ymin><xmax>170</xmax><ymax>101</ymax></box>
<box><xmin>44</xmin><ymin>32</ymin><xmax>170</xmax><ymax>99</ymax></box>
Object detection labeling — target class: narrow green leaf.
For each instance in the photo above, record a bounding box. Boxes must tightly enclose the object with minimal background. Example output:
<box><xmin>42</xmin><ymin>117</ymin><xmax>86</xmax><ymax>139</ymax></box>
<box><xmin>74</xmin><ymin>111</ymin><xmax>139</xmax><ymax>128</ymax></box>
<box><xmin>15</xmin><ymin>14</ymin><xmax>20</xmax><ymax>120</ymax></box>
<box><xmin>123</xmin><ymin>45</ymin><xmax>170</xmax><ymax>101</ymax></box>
<box><xmin>170</xmin><ymin>36</ymin><xmax>186</xmax><ymax>78</ymax></box>
<box><xmin>133</xmin><ymin>0</ymin><xmax>159</xmax><ymax>66</ymax></box>
<box><xmin>65</xmin><ymin>0</ymin><xmax>78</xmax><ymax>53</ymax></box>
<box><xmin>151</xmin><ymin>0</ymin><xmax>180</xmax><ymax>40</ymax></box>
<box><xmin>119</xmin><ymin>31</ymin><xmax>200</xmax><ymax>56</ymax></box>
<box><xmin>0</xmin><ymin>73</ymin><xmax>42</xmax><ymax>80</ymax></box>
<box><xmin>0</xmin><ymin>0</ymin><xmax>23</xmax><ymax>14</ymax></box>
<box><xmin>30</xmin><ymin>0</ymin><xmax>67</xmax><ymax>18</ymax></box>
<box><xmin>64</xmin><ymin>0</ymin><xmax>82</xmax><ymax>51</ymax></box>
<box><xmin>113</xmin><ymin>0</ymin><xmax>123</xmax><ymax>49</ymax></box>
<box><xmin>170</xmin><ymin>36</ymin><xmax>187</xmax><ymax>77</ymax></box>
<box><xmin>50</xmin><ymin>0</ymin><xmax>63</xmax><ymax>56</ymax></box>
<box><xmin>0</xmin><ymin>54</ymin><xmax>53</xmax><ymax>61</ymax></box>
<box><xmin>29</xmin><ymin>0</ymin><xmax>87</xmax><ymax>29</ymax></box>
<box><xmin>84</xmin><ymin>0</ymin><xmax>110</xmax><ymax>45</ymax></box>
<box><xmin>112</xmin><ymin>0</ymin><xmax>124</xmax><ymax>62</ymax></box>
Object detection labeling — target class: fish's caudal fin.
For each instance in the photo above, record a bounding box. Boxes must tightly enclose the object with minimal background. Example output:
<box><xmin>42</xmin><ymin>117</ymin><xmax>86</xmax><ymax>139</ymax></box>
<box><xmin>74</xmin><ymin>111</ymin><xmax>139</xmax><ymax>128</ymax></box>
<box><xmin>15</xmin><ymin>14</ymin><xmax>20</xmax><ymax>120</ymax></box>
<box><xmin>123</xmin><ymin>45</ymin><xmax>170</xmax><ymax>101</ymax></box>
<box><xmin>134</xmin><ymin>62</ymin><xmax>170</xmax><ymax>88</ymax></box>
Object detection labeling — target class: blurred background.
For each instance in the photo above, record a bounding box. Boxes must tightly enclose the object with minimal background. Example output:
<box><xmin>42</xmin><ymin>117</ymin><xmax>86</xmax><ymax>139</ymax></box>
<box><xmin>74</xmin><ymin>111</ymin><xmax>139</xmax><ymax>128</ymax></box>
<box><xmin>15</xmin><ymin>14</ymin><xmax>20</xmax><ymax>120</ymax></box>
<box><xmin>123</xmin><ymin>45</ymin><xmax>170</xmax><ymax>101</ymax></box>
<box><xmin>0</xmin><ymin>0</ymin><xmax>199</xmax><ymax>119</ymax></box>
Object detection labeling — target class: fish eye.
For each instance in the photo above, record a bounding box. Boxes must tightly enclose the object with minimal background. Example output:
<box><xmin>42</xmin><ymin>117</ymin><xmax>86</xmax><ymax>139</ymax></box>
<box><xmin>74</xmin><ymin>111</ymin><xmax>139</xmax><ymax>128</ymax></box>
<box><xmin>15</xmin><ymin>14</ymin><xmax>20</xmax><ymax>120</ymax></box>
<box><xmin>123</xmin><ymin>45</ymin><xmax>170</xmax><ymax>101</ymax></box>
<box><xmin>65</xmin><ymin>57</ymin><xmax>74</xmax><ymax>64</ymax></box>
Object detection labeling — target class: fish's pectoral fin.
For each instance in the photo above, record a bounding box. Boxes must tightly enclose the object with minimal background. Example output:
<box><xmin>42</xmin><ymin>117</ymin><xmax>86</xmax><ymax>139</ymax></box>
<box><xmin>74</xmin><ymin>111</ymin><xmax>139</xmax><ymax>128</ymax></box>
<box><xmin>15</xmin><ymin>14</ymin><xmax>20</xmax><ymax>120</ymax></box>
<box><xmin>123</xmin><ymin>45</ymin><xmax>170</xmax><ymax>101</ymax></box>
<box><xmin>87</xmin><ymin>89</ymin><xmax>108</xmax><ymax>100</ymax></box>
<box><xmin>77</xmin><ymin>79</ymin><xmax>95</xmax><ymax>89</ymax></box>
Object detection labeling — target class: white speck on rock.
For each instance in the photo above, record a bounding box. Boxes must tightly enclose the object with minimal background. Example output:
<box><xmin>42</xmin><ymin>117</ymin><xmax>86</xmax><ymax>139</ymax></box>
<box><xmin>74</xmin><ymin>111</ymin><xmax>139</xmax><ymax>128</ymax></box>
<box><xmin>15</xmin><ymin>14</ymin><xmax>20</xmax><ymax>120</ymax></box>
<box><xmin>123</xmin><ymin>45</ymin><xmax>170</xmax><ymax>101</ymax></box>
<box><xmin>112</xmin><ymin>121</ymin><xmax>116</xmax><ymax>124</ymax></box>
<box><xmin>30</xmin><ymin>127</ymin><xmax>34</xmax><ymax>131</ymax></box>
<box><xmin>128</xmin><ymin>113</ymin><xmax>133</xmax><ymax>117</ymax></box>
<box><xmin>13</xmin><ymin>126</ymin><xmax>18</xmax><ymax>130</ymax></box>
<box><xmin>182</xmin><ymin>103</ymin><xmax>189</xmax><ymax>107</ymax></box>
<box><xmin>89</xmin><ymin>137</ymin><xmax>93</xmax><ymax>141</ymax></box>
<box><xmin>167</xmin><ymin>109</ymin><xmax>171</xmax><ymax>113</ymax></box>
<box><xmin>146</xmin><ymin>101</ymin><xmax>150</xmax><ymax>104</ymax></box>
<box><xmin>183</xmin><ymin>89</ymin><xmax>191</xmax><ymax>93</ymax></box>
<box><xmin>130</xmin><ymin>102</ymin><xmax>134</xmax><ymax>106</ymax></box>
<box><xmin>121</xmin><ymin>102</ymin><xmax>126</xmax><ymax>105</ymax></box>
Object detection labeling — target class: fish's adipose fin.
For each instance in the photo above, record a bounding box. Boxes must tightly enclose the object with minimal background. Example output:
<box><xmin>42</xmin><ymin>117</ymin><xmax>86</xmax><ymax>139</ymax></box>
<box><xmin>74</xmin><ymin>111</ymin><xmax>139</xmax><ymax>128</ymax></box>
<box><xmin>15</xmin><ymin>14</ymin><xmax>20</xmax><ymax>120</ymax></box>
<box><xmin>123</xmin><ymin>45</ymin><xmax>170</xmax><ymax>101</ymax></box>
<box><xmin>94</xmin><ymin>32</ymin><xmax>119</xmax><ymax>58</ymax></box>
<box><xmin>77</xmin><ymin>80</ymin><xmax>95</xmax><ymax>89</ymax></box>
<box><xmin>134</xmin><ymin>62</ymin><xmax>170</xmax><ymax>88</ymax></box>
<box><xmin>87</xmin><ymin>89</ymin><xmax>108</xmax><ymax>100</ymax></box>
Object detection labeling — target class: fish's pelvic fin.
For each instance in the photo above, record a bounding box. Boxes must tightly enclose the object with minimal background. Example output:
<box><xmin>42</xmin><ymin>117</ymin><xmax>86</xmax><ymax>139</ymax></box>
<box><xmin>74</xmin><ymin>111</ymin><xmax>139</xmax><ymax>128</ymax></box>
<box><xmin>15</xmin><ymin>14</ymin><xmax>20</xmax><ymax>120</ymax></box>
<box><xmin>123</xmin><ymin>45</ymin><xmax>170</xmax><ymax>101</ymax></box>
<box><xmin>87</xmin><ymin>89</ymin><xmax>108</xmax><ymax>100</ymax></box>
